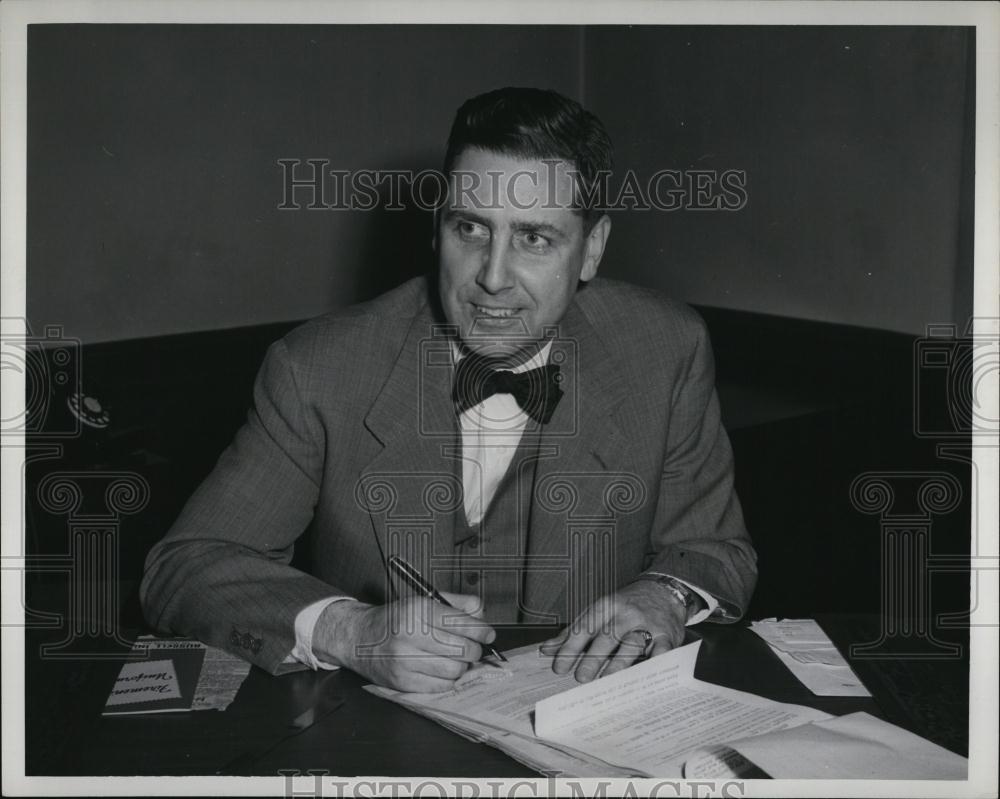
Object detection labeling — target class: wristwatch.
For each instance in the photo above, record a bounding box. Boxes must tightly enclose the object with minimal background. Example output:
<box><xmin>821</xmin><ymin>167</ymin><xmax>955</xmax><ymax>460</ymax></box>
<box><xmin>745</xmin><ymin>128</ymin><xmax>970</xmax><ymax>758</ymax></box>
<box><xmin>634</xmin><ymin>573</ymin><xmax>703</xmax><ymax>618</ymax></box>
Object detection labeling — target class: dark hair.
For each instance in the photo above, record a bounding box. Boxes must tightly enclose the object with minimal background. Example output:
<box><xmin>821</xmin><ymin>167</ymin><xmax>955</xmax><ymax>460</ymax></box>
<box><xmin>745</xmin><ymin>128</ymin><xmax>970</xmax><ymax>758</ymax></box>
<box><xmin>442</xmin><ymin>87</ymin><xmax>613</xmax><ymax>230</ymax></box>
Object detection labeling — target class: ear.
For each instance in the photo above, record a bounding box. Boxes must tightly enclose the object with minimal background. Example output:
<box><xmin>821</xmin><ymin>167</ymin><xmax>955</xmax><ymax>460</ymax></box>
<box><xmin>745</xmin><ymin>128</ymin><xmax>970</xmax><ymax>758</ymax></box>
<box><xmin>579</xmin><ymin>214</ymin><xmax>611</xmax><ymax>283</ymax></box>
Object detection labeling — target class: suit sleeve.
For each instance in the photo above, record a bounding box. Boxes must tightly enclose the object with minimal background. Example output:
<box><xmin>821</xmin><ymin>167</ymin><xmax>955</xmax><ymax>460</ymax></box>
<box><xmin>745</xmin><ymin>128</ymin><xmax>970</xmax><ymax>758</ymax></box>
<box><xmin>640</xmin><ymin>317</ymin><xmax>758</xmax><ymax>622</ymax></box>
<box><xmin>140</xmin><ymin>339</ymin><xmax>343</xmax><ymax>674</ymax></box>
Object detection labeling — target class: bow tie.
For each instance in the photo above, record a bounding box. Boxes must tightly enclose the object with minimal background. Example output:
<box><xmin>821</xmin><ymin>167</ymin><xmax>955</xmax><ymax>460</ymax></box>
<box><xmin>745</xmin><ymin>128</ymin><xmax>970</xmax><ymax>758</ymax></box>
<box><xmin>452</xmin><ymin>353</ymin><xmax>563</xmax><ymax>424</ymax></box>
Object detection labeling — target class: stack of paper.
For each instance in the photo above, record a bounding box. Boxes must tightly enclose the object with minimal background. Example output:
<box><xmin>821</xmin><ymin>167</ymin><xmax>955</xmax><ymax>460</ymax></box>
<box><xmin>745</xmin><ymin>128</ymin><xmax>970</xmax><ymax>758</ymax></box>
<box><xmin>367</xmin><ymin>645</ymin><xmax>636</xmax><ymax>776</ymax></box>
<box><xmin>750</xmin><ymin>618</ymin><xmax>871</xmax><ymax>697</ymax></box>
<box><xmin>369</xmin><ymin>641</ymin><xmax>831</xmax><ymax>777</ymax></box>
<box><xmin>367</xmin><ymin>639</ymin><xmax>967</xmax><ymax>779</ymax></box>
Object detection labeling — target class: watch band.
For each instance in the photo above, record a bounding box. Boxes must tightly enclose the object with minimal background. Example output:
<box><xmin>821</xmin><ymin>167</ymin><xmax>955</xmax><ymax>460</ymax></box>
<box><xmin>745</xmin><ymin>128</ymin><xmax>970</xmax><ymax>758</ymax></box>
<box><xmin>635</xmin><ymin>573</ymin><xmax>700</xmax><ymax>615</ymax></box>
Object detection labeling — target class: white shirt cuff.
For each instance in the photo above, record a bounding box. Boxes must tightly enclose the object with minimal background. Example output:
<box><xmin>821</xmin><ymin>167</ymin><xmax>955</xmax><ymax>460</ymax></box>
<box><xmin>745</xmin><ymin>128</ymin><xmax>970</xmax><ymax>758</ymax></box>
<box><xmin>281</xmin><ymin>596</ymin><xmax>356</xmax><ymax>671</ymax></box>
<box><xmin>646</xmin><ymin>573</ymin><xmax>719</xmax><ymax>626</ymax></box>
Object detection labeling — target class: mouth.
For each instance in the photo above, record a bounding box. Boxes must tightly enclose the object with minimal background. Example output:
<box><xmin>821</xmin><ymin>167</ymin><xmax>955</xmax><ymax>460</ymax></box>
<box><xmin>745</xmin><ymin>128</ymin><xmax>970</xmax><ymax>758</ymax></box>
<box><xmin>472</xmin><ymin>304</ymin><xmax>521</xmax><ymax>319</ymax></box>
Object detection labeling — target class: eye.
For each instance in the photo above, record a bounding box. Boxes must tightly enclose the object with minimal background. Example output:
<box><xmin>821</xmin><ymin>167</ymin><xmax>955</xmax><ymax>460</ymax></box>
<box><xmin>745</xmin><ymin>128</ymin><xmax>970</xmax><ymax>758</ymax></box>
<box><xmin>455</xmin><ymin>220</ymin><xmax>489</xmax><ymax>241</ymax></box>
<box><xmin>519</xmin><ymin>231</ymin><xmax>551</xmax><ymax>251</ymax></box>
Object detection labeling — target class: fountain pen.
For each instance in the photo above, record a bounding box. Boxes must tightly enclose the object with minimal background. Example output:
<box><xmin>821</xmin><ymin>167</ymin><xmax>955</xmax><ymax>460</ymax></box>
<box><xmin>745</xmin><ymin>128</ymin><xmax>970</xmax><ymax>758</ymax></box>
<box><xmin>387</xmin><ymin>555</ymin><xmax>507</xmax><ymax>663</ymax></box>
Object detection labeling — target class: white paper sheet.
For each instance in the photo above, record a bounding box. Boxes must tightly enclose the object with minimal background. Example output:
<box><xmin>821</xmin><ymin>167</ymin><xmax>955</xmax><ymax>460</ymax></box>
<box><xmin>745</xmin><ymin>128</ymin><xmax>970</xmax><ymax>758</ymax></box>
<box><xmin>191</xmin><ymin>646</ymin><xmax>252</xmax><ymax>711</ymax></box>
<box><xmin>425</xmin><ymin>708</ymin><xmax>637</xmax><ymax>777</ymax></box>
<box><xmin>534</xmin><ymin>640</ymin><xmax>831</xmax><ymax>776</ymax></box>
<box><xmin>373</xmin><ymin>644</ymin><xmax>580</xmax><ymax>738</ymax></box>
<box><xmin>685</xmin><ymin>711</ymin><xmax>968</xmax><ymax>779</ymax></box>
<box><xmin>750</xmin><ymin>618</ymin><xmax>871</xmax><ymax>697</ymax></box>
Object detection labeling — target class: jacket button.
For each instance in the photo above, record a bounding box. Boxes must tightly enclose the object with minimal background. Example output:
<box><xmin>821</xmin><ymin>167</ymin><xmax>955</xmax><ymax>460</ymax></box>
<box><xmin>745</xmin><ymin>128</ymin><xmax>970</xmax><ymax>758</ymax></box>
<box><xmin>465</xmin><ymin>573</ymin><xmax>479</xmax><ymax>585</ymax></box>
<box><xmin>467</xmin><ymin>537</ymin><xmax>480</xmax><ymax>549</ymax></box>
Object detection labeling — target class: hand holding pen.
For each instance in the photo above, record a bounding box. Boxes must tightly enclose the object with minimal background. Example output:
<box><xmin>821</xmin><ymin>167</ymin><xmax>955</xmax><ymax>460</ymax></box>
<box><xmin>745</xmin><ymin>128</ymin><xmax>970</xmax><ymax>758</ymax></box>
<box><xmin>388</xmin><ymin>556</ymin><xmax>507</xmax><ymax>663</ymax></box>
<box><xmin>311</xmin><ymin>562</ymin><xmax>502</xmax><ymax>693</ymax></box>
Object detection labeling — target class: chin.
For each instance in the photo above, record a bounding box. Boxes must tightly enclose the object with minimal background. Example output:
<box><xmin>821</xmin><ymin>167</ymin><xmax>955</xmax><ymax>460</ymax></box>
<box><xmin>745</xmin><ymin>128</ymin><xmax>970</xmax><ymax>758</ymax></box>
<box><xmin>461</xmin><ymin>337</ymin><xmax>541</xmax><ymax>364</ymax></box>
<box><xmin>462</xmin><ymin>338</ymin><xmax>518</xmax><ymax>356</ymax></box>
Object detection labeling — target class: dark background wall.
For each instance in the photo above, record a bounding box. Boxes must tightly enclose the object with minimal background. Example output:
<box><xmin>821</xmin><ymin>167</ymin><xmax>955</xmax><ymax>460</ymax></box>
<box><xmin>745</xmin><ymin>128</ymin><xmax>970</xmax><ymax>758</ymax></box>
<box><xmin>27</xmin><ymin>25</ymin><xmax>973</xmax><ymax>342</ymax></box>
<box><xmin>27</xmin><ymin>25</ymin><xmax>582</xmax><ymax>343</ymax></box>
<box><xmin>585</xmin><ymin>26</ymin><xmax>973</xmax><ymax>334</ymax></box>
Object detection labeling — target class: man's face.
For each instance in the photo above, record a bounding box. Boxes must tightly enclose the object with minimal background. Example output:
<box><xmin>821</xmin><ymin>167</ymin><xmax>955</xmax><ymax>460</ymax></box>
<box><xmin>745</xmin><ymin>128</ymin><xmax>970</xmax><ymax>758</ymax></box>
<box><xmin>437</xmin><ymin>148</ymin><xmax>610</xmax><ymax>362</ymax></box>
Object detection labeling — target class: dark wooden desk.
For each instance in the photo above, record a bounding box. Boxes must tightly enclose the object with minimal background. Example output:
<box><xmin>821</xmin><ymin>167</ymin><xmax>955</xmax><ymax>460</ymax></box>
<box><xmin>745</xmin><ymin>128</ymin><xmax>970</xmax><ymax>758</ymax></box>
<box><xmin>24</xmin><ymin>617</ymin><xmax>968</xmax><ymax>777</ymax></box>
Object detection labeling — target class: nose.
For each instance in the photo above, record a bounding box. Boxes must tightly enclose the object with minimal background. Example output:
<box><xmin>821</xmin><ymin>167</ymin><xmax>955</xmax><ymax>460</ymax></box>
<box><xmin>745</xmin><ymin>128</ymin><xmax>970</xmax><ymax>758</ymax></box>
<box><xmin>476</xmin><ymin>237</ymin><xmax>515</xmax><ymax>294</ymax></box>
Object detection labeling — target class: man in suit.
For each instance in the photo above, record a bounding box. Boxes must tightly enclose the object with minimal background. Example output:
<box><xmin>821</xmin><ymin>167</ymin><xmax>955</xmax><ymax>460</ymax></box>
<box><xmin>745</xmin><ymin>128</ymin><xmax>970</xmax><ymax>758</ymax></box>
<box><xmin>141</xmin><ymin>87</ymin><xmax>757</xmax><ymax>693</ymax></box>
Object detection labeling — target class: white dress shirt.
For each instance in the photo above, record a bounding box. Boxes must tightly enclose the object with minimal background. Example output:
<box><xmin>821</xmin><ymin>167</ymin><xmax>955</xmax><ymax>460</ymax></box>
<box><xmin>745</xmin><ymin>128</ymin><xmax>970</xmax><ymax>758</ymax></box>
<box><xmin>457</xmin><ymin>342</ymin><xmax>552</xmax><ymax>525</ymax></box>
<box><xmin>284</xmin><ymin>342</ymin><xmax>715</xmax><ymax>670</ymax></box>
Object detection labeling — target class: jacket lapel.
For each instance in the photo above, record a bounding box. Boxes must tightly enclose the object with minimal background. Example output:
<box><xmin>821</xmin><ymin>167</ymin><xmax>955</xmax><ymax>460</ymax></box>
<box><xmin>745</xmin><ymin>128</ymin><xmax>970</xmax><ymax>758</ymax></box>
<box><xmin>355</xmin><ymin>286</ymin><xmax>647</xmax><ymax>617</ymax></box>
<box><xmin>522</xmin><ymin>298</ymin><xmax>643</xmax><ymax>624</ymax></box>
<box><xmin>357</xmin><ymin>300</ymin><xmax>463</xmax><ymax>596</ymax></box>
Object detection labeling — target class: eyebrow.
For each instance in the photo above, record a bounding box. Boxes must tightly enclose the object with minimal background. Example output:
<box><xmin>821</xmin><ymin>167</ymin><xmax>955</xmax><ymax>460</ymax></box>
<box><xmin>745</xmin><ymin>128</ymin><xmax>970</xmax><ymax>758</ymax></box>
<box><xmin>511</xmin><ymin>221</ymin><xmax>567</xmax><ymax>239</ymax></box>
<box><xmin>441</xmin><ymin>208</ymin><xmax>484</xmax><ymax>225</ymax></box>
<box><xmin>443</xmin><ymin>209</ymin><xmax>568</xmax><ymax>240</ymax></box>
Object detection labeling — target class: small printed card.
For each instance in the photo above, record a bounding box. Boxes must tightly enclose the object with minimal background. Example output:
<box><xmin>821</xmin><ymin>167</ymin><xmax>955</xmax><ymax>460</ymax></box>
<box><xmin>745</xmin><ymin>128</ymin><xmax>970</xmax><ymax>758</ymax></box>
<box><xmin>105</xmin><ymin>659</ymin><xmax>182</xmax><ymax>707</ymax></box>
<box><xmin>750</xmin><ymin>618</ymin><xmax>871</xmax><ymax>697</ymax></box>
<box><xmin>103</xmin><ymin>637</ymin><xmax>250</xmax><ymax>715</ymax></box>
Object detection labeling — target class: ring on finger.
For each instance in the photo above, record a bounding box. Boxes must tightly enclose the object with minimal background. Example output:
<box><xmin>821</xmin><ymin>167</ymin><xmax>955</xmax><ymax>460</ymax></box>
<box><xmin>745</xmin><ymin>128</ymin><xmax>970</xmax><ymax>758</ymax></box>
<box><xmin>630</xmin><ymin>628</ymin><xmax>654</xmax><ymax>657</ymax></box>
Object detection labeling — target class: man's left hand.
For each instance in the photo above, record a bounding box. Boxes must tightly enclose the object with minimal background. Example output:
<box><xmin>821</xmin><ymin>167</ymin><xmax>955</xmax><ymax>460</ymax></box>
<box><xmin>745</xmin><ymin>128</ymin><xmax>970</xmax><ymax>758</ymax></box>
<box><xmin>539</xmin><ymin>581</ymin><xmax>687</xmax><ymax>682</ymax></box>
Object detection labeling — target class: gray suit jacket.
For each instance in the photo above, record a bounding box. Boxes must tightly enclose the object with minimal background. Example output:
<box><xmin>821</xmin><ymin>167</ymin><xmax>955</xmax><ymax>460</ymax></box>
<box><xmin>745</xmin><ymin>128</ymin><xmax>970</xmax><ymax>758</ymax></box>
<box><xmin>140</xmin><ymin>275</ymin><xmax>757</xmax><ymax>673</ymax></box>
